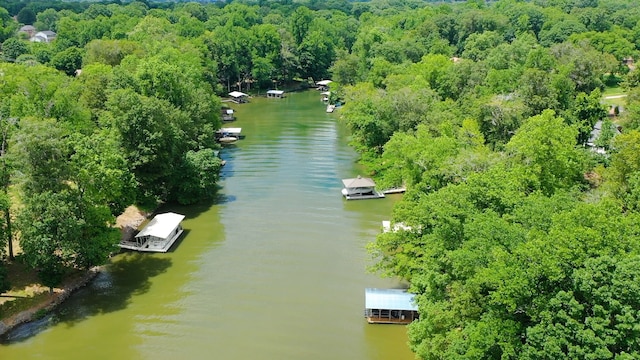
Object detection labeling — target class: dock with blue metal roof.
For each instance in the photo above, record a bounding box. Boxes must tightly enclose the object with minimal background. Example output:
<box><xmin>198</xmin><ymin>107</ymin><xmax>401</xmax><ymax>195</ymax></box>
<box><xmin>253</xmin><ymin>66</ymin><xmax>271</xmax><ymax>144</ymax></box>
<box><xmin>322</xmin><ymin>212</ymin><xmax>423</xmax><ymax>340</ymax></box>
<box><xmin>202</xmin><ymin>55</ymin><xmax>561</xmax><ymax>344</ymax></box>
<box><xmin>364</xmin><ymin>288</ymin><xmax>419</xmax><ymax>324</ymax></box>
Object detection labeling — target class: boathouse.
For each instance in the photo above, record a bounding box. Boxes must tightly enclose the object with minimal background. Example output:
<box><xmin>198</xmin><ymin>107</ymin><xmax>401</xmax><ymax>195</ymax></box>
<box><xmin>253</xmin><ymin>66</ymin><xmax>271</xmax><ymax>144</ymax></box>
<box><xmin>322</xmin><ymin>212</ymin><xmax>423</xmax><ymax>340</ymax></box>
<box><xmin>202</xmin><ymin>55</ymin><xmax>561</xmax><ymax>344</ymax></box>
<box><xmin>316</xmin><ymin>79</ymin><xmax>332</xmax><ymax>91</ymax></box>
<box><xmin>119</xmin><ymin>212</ymin><xmax>185</xmax><ymax>253</ymax></box>
<box><xmin>228</xmin><ymin>91</ymin><xmax>249</xmax><ymax>103</ymax></box>
<box><xmin>266</xmin><ymin>89</ymin><xmax>285</xmax><ymax>98</ymax></box>
<box><xmin>341</xmin><ymin>176</ymin><xmax>384</xmax><ymax>200</ymax></box>
<box><xmin>216</xmin><ymin>127</ymin><xmax>242</xmax><ymax>138</ymax></box>
<box><xmin>365</xmin><ymin>288</ymin><xmax>419</xmax><ymax>324</ymax></box>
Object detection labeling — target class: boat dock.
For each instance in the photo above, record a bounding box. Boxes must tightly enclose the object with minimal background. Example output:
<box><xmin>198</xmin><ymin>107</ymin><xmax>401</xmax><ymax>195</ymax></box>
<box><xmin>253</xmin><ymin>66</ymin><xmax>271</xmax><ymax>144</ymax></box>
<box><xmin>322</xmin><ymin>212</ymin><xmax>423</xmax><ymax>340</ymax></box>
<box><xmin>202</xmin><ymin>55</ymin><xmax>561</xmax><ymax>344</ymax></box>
<box><xmin>341</xmin><ymin>176</ymin><xmax>385</xmax><ymax>200</ymax></box>
<box><xmin>119</xmin><ymin>212</ymin><xmax>185</xmax><ymax>253</ymax></box>
<box><xmin>365</xmin><ymin>288</ymin><xmax>419</xmax><ymax>324</ymax></box>
<box><xmin>382</xmin><ymin>187</ymin><xmax>406</xmax><ymax>194</ymax></box>
<box><xmin>344</xmin><ymin>191</ymin><xmax>385</xmax><ymax>200</ymax></box>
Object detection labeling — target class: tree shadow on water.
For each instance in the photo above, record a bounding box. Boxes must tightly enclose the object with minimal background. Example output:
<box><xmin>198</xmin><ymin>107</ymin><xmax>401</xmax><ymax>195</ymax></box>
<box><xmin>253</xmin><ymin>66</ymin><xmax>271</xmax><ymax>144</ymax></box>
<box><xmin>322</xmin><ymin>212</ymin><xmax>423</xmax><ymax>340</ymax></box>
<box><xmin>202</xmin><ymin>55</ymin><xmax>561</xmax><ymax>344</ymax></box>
<box><xmin>0</xmin><ymin>254</ymin><xmax>172</xmax><ymax>344</ymax></box>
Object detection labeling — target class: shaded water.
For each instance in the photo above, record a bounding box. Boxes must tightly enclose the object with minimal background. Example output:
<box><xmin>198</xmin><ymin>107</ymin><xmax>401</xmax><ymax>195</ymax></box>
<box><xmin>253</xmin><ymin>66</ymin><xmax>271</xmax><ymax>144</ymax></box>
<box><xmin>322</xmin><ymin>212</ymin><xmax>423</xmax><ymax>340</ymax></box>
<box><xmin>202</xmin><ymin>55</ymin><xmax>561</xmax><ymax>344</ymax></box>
<box><xmin>0</xmin><ymin>90</ymin><xmax>414</xmax><ymax>359</ymax></box>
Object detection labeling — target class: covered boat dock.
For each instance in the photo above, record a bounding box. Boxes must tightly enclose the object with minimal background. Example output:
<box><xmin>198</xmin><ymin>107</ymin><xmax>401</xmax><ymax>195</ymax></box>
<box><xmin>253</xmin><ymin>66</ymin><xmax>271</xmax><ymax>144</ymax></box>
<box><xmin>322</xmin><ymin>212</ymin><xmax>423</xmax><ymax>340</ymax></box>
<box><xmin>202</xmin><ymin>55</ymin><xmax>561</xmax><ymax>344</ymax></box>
<box><xmin>316</xmin><ymin>79</ymin><xmax>332</xmax><ymax>91</ymax></box>
<box><xmin>365</xmin><ymin>288</ymin><xmax>419</xmax><ymax>324</ymax></box>
<box><xmin>119</xmin><ymin>212</ymin><xmax>185</xmax><ymax>253</ymax></box>
<box><xmin>216</xmin><ymin>127</ymin><xmax>242</xmax><ymax>138</ymax></box>
<box><xmin>228</xmin><ymin>91</ymin><xmax>249</xmax><ymax>103</ymax></box>
<box><xmin>341</xmin><ymin>176</ymin><xmax>384</xmax><ymax>200</ymax></box>
<box><xmin>266</xmin><ymin>89</ymin><xmax>285</xmax><ymax>98</ymax></box>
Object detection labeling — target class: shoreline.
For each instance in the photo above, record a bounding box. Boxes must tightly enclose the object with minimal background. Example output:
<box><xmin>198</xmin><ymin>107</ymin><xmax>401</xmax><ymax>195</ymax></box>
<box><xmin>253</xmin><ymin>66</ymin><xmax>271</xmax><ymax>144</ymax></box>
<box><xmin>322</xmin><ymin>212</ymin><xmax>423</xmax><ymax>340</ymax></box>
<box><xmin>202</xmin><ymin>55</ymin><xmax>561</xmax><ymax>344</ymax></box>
<box><xmin>0</xmin><ymin>266</ymin><xmax>100</xmax><ymax>337</ymax></box>
<box><xmin>0</xmin><ymin>205</ymin><xmax>150</xmax><ymax>338</ymax></box>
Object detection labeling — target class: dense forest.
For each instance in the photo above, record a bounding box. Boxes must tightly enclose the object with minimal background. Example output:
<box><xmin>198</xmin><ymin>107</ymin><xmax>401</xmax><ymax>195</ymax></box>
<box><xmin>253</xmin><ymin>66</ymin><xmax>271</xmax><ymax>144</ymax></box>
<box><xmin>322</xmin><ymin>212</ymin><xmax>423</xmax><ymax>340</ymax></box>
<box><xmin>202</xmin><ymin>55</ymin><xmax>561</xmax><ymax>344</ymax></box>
<box><xmin>0</xmin><ymin>0</ymin><xmax>640</xmax><ymax>358</ymax></box>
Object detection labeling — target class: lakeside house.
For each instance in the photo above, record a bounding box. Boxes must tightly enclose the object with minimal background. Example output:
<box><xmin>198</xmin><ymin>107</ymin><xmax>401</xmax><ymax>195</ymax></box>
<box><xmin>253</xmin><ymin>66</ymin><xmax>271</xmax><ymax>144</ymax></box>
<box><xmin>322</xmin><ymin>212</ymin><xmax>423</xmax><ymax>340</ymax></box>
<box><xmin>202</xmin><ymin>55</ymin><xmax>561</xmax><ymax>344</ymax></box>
<box><xmin>18</xmin><ymin>25</ymin><xmax>36</xmax><ymax>38</ymax></box>
<box><xmin>30</xmin><ymin>30</ymin><xmax>56</xmax><ymax>43</ymax></box>
<box><xmin>587</xmin><ymin>120</ymin><xmax>622</xmax><ymax>155</ymax></box>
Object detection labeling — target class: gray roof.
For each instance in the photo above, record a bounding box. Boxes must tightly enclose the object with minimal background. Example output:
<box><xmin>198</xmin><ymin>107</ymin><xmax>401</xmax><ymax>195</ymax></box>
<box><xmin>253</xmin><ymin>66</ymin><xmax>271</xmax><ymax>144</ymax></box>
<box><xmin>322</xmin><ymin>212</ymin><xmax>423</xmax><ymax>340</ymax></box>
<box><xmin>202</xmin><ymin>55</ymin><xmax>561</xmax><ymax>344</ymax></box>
<box><xmin>365</xmin><ymin>288</ymin><xmax>417</xmax><ymax>311</ymax></box>
<box><xmin>342</xmin><ymin>176</ymin><xmax>376</xmax><ymax>188</ymax></box>
<box><xmin>588</xmin><ymin>120</ymin><xmax>621</xmax><ymax>146</ymax></box>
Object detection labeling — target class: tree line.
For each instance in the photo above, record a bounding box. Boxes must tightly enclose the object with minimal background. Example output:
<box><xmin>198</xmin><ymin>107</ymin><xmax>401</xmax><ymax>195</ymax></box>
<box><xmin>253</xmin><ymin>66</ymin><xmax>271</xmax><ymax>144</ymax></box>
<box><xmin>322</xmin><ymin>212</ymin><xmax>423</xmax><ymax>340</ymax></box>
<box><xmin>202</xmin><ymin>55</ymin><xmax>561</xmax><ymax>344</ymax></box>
<box><xmin>0</xmin><ymin>0</ymin><xmax>354</xmax><ymax>293</ymax></box>
<box><xmin>2</xmin><ymin>0</ymin><xmax>640</xmax><ymax>357</ymax></box>
<box><xmin>334</xmin><ymin>0</ymin><xmax>640</xmax><ymax>358</ymax></box>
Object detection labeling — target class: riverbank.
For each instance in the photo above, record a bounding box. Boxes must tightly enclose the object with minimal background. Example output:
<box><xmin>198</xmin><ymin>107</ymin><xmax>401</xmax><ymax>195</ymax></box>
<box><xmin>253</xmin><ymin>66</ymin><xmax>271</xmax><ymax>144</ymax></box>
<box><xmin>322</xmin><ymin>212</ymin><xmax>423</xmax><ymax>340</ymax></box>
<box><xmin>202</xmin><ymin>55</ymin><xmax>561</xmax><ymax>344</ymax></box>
<box><xmin>0</xmin><ymin>205</ymin><xmax>149</xmax><ymax>338</ymax></box>
<box><xmin>0</xmin><ymin>266</ymin><xmax>100</xmax><ymax>337</ymax></box>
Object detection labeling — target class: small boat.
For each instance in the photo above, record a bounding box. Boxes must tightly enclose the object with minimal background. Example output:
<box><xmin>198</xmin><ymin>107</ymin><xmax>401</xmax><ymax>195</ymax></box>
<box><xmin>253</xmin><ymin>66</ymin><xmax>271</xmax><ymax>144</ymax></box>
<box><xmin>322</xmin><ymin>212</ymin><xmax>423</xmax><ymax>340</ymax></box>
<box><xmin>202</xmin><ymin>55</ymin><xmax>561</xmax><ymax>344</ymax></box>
<box><xmin>326</xmin><ymin>104</ymin><xmax>336</xmax><ymax>113</ymax></box>
<box><xmin>221</xmin><ymin>108</ymin><xmax>235</xmax><ymax>121</ymax></box>
<box><xmin>218</xmin><ymin>136</ymin><xmax>238</xmax><ymax>144</ymax></box>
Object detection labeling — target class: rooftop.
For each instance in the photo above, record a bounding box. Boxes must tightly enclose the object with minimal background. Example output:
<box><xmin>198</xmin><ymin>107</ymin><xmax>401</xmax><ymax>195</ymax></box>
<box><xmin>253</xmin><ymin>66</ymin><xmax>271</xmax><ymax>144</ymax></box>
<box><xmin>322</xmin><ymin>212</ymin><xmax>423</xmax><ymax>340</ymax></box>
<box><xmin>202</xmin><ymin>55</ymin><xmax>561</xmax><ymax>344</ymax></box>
<box><xmin>229</xmin><ymin>91</ymin><xmax>248</xmax><ymax>98</ymax></box>
<box><xmin>342</xmin><ymin>176</ymin><xmax>376</xmax><ymax>188</ymax></box>
<box><xmin>135</xmin><ymin>212</ymin><xmax>185</xmax><ymax>239</ymax></box>
<box><xmin>365</xmin><ymin>288</ymin><xmax>417</xmax><ymax>311</ymax></box>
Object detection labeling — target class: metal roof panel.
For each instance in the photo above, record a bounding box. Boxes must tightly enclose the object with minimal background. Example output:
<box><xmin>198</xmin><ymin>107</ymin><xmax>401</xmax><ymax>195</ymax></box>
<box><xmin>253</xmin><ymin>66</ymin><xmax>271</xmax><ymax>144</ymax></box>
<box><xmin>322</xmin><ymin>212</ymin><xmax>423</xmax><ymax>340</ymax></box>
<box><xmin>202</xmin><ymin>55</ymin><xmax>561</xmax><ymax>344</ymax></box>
<box><xmin>136</xmin><ymin>212</ymin><xmax>185</xmax><ymax>239</ymax></box>
<box><xmin>365</xmin><ymin>288</ymin><xmax>417</xmax><ymax>311</ymax></box>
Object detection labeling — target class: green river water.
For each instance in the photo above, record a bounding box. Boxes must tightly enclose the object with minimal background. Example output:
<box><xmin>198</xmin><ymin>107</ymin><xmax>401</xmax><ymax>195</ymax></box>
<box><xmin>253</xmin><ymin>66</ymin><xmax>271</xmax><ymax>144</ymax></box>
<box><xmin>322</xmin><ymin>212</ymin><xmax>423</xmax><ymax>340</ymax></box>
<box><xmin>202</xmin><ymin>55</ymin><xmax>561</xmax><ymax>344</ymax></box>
<box><xmin>0</xmin><ymin>90</ymin><xmax>415</xmax><ymax>360</ymax></box>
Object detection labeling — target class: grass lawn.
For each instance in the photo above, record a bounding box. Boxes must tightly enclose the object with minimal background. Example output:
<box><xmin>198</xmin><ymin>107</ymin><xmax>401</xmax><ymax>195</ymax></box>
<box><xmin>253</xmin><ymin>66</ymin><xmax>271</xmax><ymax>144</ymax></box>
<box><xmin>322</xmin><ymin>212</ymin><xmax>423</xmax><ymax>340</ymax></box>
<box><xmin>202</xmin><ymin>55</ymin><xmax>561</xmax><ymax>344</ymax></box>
<box><xmin>602</xmin><ymin>85</ymin><xmax>627</xmax><ymax>107</ymax></box>
<box><xmin>0</xmin><ymin>260</ymin><xmax>51</xmax><ymax>320</ymax></box>
<box><xmin>603</xmin><ymin>85</ymin><xmax>625</xmax><ymax>97</ymax></box>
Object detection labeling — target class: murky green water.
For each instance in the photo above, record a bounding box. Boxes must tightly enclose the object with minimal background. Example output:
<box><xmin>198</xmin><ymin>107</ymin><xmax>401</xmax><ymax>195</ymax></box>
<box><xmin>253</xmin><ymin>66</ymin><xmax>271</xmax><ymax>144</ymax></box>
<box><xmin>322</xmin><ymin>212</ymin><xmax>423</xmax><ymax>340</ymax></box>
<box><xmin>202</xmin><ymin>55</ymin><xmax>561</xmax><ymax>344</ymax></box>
<box><xmin>0</xmin><ymin>90</ymin><xmax>414</xmax><ymax>359</ymax></box>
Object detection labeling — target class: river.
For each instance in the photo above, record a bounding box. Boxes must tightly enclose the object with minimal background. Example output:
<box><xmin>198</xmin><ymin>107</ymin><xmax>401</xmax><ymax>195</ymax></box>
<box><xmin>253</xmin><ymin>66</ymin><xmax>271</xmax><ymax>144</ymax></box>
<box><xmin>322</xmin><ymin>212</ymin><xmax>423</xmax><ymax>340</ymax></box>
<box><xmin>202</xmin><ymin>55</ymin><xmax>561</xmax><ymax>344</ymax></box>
<box><xmin>0</xmin><ymin>90</ymin><xmax>414</xmax><ymax>359</ymax></box>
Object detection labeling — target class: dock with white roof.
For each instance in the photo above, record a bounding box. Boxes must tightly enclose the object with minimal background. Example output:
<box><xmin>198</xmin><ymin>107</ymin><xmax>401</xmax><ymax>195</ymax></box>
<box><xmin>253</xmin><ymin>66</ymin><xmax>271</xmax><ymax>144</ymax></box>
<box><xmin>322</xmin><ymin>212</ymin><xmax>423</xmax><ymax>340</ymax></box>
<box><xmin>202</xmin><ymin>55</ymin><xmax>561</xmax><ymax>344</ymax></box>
<box><xmin>119</xmin><ymin>212</ymin><xmax>185</xmax><ymax>253</ymax></box>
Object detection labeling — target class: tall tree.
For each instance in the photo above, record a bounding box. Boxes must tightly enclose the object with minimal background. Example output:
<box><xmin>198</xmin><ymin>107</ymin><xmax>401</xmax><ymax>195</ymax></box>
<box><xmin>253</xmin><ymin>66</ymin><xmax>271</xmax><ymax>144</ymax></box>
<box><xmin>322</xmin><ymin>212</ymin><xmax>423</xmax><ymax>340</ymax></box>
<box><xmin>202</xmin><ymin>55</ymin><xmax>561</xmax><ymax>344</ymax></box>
<box><xmin>505</xmin><ymin>110</ymin><xmax>584</xmax><ymax>195</ymax></box>
<box><xmin>10</xmin><ymin>117</ymin><xmax>70</xmax><ymax>194</ymax></box>
<box><xmin>106</xmin><ymin>89</ymin><xmax>187</xmax><ymax>201</ymax></box>
<box><xmin>290</xmin><ymin>6</ymin><xmax>313</xmax><ymax>45</ymax></box>
<box><xmin>2</xmin><ymin>38</ymin><xmax>29</xmax><ymax>62</ymax></box>
<box><xmin>570</xmin><ymin>89</ymin><xmax>607</xmax><ymax>146</ymax></box>
<box><xmin>18</xmin><ymin>189</ymin><xmax>118</xmax><ymax>290</ymax></box>
<box><xmin>0</xmin><ymin>116</ymin><xmax>16</xmax><ymax>260</ymax></box>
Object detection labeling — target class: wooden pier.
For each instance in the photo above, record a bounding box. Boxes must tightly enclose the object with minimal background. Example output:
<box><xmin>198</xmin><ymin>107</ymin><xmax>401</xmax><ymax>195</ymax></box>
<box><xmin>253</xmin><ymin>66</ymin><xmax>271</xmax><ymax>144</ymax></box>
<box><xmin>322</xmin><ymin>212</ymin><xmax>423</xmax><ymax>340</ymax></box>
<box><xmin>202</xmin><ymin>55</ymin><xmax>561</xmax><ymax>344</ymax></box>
<box><xmin>382</xmin><ymin>187</ymin><xmax>406</xmax><ymax>194</ymax></box>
